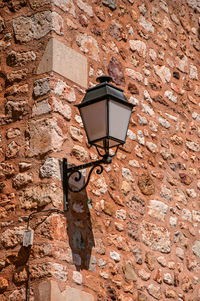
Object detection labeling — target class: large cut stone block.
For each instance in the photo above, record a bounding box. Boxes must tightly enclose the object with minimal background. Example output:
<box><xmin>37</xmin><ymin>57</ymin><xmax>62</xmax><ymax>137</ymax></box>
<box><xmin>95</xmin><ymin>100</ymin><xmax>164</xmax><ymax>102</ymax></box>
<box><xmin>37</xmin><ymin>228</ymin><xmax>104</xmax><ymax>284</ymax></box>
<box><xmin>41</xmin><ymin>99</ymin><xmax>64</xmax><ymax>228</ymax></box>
<box><xmin>36</xmin><ymin>280</ymin><xmax>94</xmax><ymax>301</ymax></box>
<box><xmin>26</xmin><ymin>117</ymin><xmax>64</xmax><ymax>157</ymax></box>
<box><xmin>37</xmin><ymin>38</ymin><xmax>88</xmax><ymax>88</ymax></box>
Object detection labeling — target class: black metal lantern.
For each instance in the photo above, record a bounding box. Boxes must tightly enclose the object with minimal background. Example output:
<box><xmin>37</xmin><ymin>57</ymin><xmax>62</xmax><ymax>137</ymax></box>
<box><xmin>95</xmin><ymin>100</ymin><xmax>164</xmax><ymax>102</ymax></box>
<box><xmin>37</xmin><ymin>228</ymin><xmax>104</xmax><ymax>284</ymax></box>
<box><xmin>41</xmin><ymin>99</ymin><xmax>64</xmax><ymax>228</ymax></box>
<box><xmin>63</xmin><ymin>76</ymin><xmax>133</xmax><ymax>210</ymax></box>
<box><xmin>76</xmin><ymin>76</ymin><xmax>133</xmax><ymax>155</ymax></box>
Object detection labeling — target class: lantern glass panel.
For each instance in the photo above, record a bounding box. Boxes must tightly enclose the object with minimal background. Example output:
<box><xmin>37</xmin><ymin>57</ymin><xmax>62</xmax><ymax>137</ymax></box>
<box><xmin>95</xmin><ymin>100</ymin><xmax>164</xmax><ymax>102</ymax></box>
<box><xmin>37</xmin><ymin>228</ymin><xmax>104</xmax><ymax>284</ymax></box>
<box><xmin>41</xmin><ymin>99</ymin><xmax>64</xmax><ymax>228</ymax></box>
<box><xmin>79</xmin><ymin>100</ymin><xmax>107</xmax><ymax>143</ymax></box>
<box><xmin>108</xmin><ymin>99</ymin><xmax>132</xmax><ymax>143</ymax></box>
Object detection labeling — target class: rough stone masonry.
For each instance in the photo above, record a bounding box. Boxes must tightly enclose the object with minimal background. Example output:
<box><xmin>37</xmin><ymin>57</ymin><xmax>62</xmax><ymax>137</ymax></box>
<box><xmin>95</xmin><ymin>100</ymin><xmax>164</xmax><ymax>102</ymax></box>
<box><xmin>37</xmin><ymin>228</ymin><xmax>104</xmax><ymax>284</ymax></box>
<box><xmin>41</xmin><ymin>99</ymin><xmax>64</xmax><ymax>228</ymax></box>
<box><xmin>0</xmin><ymin>0</ymin><xmax>200</xmax><ymax>300</ymax></box>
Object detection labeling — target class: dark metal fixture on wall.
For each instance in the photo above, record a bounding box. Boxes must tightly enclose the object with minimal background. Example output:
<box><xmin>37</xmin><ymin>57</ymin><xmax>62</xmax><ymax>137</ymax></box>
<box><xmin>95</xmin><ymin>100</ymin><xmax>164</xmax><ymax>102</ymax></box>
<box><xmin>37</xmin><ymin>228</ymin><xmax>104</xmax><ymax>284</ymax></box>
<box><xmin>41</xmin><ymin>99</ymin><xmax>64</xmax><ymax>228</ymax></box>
<box><xmin>63</xmin><ymin>75</ymin><xmax>133</xmax><ymax>211</ymax></box>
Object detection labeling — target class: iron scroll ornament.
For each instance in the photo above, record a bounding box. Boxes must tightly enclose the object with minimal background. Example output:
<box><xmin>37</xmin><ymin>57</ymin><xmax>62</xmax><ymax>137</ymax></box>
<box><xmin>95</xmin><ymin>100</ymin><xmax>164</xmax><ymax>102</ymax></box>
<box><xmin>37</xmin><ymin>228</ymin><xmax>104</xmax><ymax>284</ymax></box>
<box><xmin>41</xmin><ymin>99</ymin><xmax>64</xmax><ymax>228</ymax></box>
<box><xmin>62</xmin><ymin>155</ymin><xmax>113</xmax><ymax>211</ymax></box>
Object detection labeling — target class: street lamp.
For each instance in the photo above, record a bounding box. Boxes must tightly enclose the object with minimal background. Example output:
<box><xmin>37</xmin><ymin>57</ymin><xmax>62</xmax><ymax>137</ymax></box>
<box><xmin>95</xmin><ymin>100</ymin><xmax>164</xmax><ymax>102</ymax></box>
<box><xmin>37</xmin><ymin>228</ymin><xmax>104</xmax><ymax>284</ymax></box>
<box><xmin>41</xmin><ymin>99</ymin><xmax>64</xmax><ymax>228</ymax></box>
<box><xmin>63</xmin><ymin>76</ymin><xmax>133</xmax><ymax>210</ymax></box>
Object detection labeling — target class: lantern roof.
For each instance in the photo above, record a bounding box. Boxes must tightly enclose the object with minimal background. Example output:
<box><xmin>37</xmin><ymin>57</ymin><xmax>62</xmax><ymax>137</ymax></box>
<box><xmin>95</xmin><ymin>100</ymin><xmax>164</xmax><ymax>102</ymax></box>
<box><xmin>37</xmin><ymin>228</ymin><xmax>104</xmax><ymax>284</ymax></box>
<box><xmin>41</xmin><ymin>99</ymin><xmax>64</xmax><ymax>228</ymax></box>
<box><xmin>76</xmin><ymin>76</ymin><xmax>133</xmax><ymax>109</ymax></box>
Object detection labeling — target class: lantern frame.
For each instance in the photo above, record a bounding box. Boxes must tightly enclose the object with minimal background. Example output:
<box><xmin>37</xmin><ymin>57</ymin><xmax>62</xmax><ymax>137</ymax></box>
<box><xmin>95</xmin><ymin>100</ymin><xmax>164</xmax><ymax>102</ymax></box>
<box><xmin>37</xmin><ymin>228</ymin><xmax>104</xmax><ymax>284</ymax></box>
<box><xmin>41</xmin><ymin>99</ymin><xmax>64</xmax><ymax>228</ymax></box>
<box><xmin>76</xmin><ymin>76</ymin><xmax>133</xmax><ymax>155</ymax></box>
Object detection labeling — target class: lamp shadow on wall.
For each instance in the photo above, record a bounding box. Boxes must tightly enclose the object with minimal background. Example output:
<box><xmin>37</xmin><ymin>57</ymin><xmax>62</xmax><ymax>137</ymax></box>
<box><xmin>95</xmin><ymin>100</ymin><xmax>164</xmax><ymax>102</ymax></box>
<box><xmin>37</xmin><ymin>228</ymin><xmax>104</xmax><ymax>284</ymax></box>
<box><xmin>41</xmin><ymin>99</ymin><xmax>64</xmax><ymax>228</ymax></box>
<box><xmin>65</xmin><ymin>173</ymin><xmax>95</xmax><ymax>272</ymax></box>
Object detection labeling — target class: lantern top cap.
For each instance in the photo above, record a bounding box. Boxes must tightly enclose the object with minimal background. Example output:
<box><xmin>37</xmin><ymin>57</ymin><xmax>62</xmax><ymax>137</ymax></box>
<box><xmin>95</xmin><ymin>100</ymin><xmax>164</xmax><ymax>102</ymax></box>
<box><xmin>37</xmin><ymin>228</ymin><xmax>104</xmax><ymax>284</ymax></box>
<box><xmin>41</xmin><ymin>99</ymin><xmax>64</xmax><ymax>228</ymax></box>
<box><xmin>86</xmin><ymin>75</ymin><xmax>123</xmax><ymax>93</ymax></box>
<box><xmin>96</xmin><ymin>75</ymin><xmax>112</xmax><ymax>84</ymax></box>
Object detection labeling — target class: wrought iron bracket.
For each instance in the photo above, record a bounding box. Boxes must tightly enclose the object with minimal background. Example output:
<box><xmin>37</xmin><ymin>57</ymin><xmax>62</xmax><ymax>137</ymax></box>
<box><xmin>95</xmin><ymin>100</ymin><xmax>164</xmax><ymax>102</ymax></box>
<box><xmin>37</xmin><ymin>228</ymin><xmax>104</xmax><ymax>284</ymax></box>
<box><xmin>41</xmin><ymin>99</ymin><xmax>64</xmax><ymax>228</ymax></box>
<box><xmin>62</xmin><ymin>155</ymin><xmax>112</xmax><ymax>211</ymax></box>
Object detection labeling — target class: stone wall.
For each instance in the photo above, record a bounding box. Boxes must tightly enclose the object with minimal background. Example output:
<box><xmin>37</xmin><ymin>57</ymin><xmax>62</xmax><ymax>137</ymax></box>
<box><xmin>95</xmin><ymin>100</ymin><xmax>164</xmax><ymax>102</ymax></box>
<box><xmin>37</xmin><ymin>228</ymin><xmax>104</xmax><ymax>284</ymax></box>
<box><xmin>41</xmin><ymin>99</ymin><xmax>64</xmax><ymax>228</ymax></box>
<box><xmin>0</xmin><ymin>0</ymin><xmax>200</xmax><ymax>300</ymax></box>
